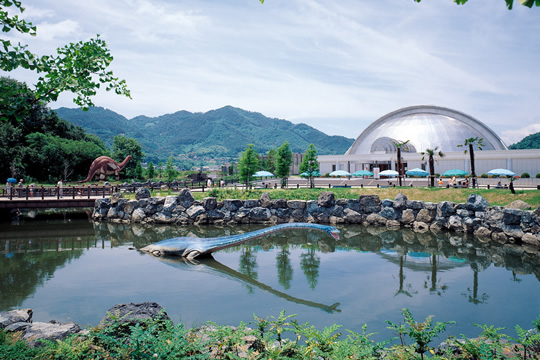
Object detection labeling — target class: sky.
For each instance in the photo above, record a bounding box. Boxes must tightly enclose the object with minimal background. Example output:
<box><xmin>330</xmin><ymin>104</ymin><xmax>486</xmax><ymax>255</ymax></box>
<box><xmin>3</xmin><ymin>0</ymin><xmax>540</xmax><ymax>146</ymax></box>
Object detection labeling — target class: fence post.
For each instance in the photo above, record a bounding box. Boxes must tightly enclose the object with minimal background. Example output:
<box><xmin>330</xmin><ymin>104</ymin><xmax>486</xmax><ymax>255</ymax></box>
<box><xmin>41</xmin><ymin>185</ymin><xmax>45</xmax><ymax>200</ymax></box>
<box><xmin>72</xmin><ymin>186</ymin><xmax>75</xmax><ymax>199</ymax></box>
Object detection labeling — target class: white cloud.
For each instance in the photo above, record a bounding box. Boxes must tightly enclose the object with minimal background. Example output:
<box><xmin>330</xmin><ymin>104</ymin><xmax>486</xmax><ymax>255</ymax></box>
<box><xmin>501</xmin><ymin>124</ymin><xmax>540</xmax><ymax>146</ymax></box>
<box><xmin>2</xmin><ymin>0</ymin><xmax>539</xmax><ymax>143</ymax></box>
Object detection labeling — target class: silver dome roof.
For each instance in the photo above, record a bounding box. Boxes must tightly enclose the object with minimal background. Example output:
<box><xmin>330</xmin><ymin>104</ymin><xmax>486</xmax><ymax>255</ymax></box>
<box><xmin>346</xmin><ymin>105</ymin><xmax>507</xmax><ymax>155</ymax></box>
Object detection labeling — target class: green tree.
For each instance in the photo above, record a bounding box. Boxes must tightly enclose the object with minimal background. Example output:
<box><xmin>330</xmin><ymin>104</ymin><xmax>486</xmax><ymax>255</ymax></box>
<box><xmin>112</xmin><ymin>135</ymin><xmax>144</xmax><ymax>180</ymax></box>
<box><xmin>266</xmin><ymin>148</ymin><xmax>277</xmax><ymax>174</ymax></box>
<box><xmin>421</xmin><ymin>147</ymin><xmax>445</xmax><ymax>187</ymax></box>
<box><xmin>146</xmin><ymin>161</ymin><xmax>155</xmax><ymax>180</ymax></box>
<box><xmin>157</xmin><ymin>162</ymin><xmax>163</xmax><ymax>179</ymax></box>
<box><xmin>457</xmin><ymin>137</ymin><xmax>483</xmax><ymax>188</ymax></box>
<box><xmin>165</xmin><ymin>156</ymin><xmax>178</xmax><ymax>182</ymax></box>
<box><xmin>0</xmin><ymin>77</ymin><xmax>110</xmax><ymax>181</ymax></box>
<box><xmin>299</xmin><ymin>144</ymin><xmax>319</xmax><ymax>188</ymax></box>
<box><xmin>238</xmin><ymin>144</ymin><xmax>259</xmax><ymax>188</ymax></box>
<box><xmin>0</xmin><ymin>0</ymin><xmax>130</xmax><ymax>119</ymax></box>
<box><xmin>0</xmin><ymin>0</ymin><xmax>131</xmax><ymax>120</ymax></box>
<box><xmin>393</xmin><ymin>140</ymin><xmax>410</xmax><ymax>187</ymax></box>
<box><xmin>276</xmin><ymin>142</ymin><xmax>292</xmax><ymax>188</ymax></box>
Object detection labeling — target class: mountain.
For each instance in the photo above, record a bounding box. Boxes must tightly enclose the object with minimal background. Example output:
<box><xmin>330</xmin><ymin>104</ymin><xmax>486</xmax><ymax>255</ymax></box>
<box><xmin>509</xmin><ymin>132</ymin><xmax>540</xmax><ymax>149</ymax></box>
<box><xmin>54</xmin><ymin>106</ymin><xmax>354</xmax><ymax>163</ymax></box>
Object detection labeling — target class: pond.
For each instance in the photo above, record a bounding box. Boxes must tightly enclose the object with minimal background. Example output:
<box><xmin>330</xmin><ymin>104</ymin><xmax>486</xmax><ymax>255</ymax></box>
<box><xmin>1</xmin><ymin>210</ymin><xmax>538</xmax><ymax>341</ymax></box>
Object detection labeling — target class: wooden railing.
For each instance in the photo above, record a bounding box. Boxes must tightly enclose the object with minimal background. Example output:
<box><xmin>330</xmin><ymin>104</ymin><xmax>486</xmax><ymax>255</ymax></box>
<box><xmin>1</xmin><ymin>185</ymin><xmax>119</xmax><ymax>200</ymax></box>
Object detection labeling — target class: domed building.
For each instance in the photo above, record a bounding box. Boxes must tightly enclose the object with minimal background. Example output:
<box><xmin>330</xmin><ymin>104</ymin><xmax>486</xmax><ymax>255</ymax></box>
<box><xmin>318</xmin><ymin>105</ymin><xmax>539</xmax><ymax>178</ymax></box>
<box><xmin>345</xmin><ymin>105</ymin><xmax>507</xmax><ymax>155</ymax></box>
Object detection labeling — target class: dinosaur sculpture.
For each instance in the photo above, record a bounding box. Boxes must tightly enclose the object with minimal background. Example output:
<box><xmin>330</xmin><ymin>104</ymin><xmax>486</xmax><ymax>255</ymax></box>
<box><xmin>140</xmin><ymin>223</ymin><xmax>340</xmax><ymax>260</ymax></box>
<box><xmin>78</xmin><ymin>155</ymin><xmax>132</xmax><ymax>183</ymax></box>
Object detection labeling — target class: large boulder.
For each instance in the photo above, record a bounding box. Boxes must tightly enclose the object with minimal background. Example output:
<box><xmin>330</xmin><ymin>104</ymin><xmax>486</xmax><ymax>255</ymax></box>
<box><xmin>504</xmin><ymin>200</ymin><xmax>531</xmax><ymax>210</ymax></box>
<box><xmin>0</xmin><ymin>309</ymin><xmax>32</xmax><ymax>329</ymax></box>
<box><xmin>135</xmin><ymin>187</ymin><xmax>151</xmax><ymax>200</ymax></box>
<box><xmin>466</xmin><ymin>193</ymin><xmax>490</xmax><ymax>212</ymax></box>
<box><xmin>259</xmin><ymin>193</ymin><xmax>272</xmax><ymax>208</ymax></box>
<box><xmin>177</xmin><ymin>188</ymin><xmax>195</xmax><ymax>208</ymax></box>
<box><xmin>358</xmin><ymin>195</ymin><xmax>381</xmax><ymax>213</ymax></box>
<box><xmin>20</xmin><ymin>321</ymin><xmax>82</xmax><ymax>348</ymax></box>
<box><xmin>100</xmin><ymin>302</ymin><xmax>171</xmax><ymax>329</ymax></box>
<box><xmin>317</xmin><ymin>192</ymin><xmax>335</xmax><ymax>207</ymax></box>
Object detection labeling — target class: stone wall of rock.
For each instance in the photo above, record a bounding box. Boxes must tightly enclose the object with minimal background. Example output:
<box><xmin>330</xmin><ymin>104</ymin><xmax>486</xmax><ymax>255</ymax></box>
<box><xmin>93</xmin><ymin>189</ymin><xmax>540</xmax><ymax>248</ymax></box>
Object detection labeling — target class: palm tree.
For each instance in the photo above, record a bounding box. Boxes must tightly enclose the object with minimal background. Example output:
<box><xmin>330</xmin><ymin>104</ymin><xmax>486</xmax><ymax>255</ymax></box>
<box><xmin>457</xmin><ymin>137</ymin><xmax>483</xmax><ymax>188</ymax></box>
<box><xmin>421</xmin><ymin>147</ymin><xmax>445</xmax><ymax>187</ymax></box>
<box><xmin>393</xmin><ymin>140</ymin><xmax>410</xmax><ymax>186</ymax></box>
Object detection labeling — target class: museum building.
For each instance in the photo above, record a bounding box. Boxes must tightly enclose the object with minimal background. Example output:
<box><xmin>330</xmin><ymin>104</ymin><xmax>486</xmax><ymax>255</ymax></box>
<box><xmin>318</xmin><ymin>105</ymin><xmax>540</xmax><ymax>177</ymax></box>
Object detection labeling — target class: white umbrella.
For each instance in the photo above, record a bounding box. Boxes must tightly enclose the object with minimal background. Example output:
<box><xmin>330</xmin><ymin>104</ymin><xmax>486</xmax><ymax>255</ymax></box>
<box><xmin>405</xmin><ymin>168</ymin><xmax>429</xmax><ymax>177</ymax></box>
<box><xmin>379</xmin><ymin>170</ymin><xmax>399</xmax><ymax>177</ymax></box>
<box><xmin>487</xmin><ymin>169</ymin><xmax>516</xmax><ymax>177</ymax></box>
<box><xmin>329</xmin><ymin>170</ymin><xmax>351</xmax><ymax>177</ymax></box>
<box><xmin>253</xmin><ymin>171</ymin><xmax>274</xmax><ymax>177</ymax></box>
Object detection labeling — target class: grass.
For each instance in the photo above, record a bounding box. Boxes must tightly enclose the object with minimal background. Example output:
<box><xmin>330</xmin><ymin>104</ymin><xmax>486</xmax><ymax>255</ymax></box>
<box><xmin>197</xmin><ymin>187</ymin><xmax>540</xmax><ymax>208</ymax></box>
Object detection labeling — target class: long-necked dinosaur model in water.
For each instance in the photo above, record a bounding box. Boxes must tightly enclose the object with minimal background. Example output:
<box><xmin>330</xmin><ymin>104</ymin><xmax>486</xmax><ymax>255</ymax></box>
<box><xmin>140</xmin><ymin>223</ymin><xmax>340</xmax><ymax>260</ymax></box>
<box><xmin>78</xmin><ymin>155</ymin><xmax>132</xmax><ymax>183</ymax></box>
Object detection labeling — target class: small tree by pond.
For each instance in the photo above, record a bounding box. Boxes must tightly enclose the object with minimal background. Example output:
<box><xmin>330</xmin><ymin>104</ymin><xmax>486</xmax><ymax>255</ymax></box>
<box><xmin>238</xmin><ymin>144</ymin><xmax>260</xmax><ymax>188</ymax></box>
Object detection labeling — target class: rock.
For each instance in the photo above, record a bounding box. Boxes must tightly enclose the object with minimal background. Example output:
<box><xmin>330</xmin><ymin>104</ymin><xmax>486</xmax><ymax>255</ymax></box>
<box><xmin>163</xmin><ymin>196</ymin><xmax>178</xmax><ymax>212</ymax></box>
<box><xmin>343</xmin><ymin>208</ymin><xmax>362</xmax><ymax>223</ymax></box>
<box><xmin>110</xmin><ymin>192</ymin><xmax>123</xmax><ymax>205</ymax></box>
<box><xmin>386</xmin><ymin>220</ymin><xmax>401</xmax><ymax>230</ymax></box>
<box><xmin>271</xmin><ymin>198</ymin><xmax>287</xmax><ymax>209</ymax></box>
<box><xmin>466</xmin><ymin>193</ymin><xmax>490</xmax><ymax>212</ymax></box>
<box><xmin>260</xmin><ymin>192</ymin><xmax>272</xmax><ymax>208</ymax></box>
<box><xmin>177</xmin><ymin>188</ymin><xmax>195</xmax><ymax>208</ymax></box>
<box><xmin>0</xmin><ymin>309</ymin><xmax>32</xmax><ymax>329</ymax></box>
<box><xmin>124</xmin><ymin>200</ymin><xmax>140</xmax><ymax>215</ymax></box>
<box><xmin>203</xmin><ymin>197</ymin><xmax>217</xmax><ymax>210</ymax></box>
<box><xmin>287</xmin><ymin>200</ymin><xmax>306</xmax><ymax>209</ymax></box>
<box><xmin>521</xmin><ymin>233</ymin><xmax>540</xmax><ymax>247</ymax></box>
<box><xmin>505</xmin><ymin>200</ymin><xmax>531</xmax><ymax>210</ymax></box>
<box><xmin>366</xmin><ymin>213</ymin><xmax>387</xmax><ymax>226</ymax></box>
<box><xmin>379</xmin><ymin>206</ymin><xmax>398</xmax><ymax>220</ymax></box>
<box><xmin>492</xmin><ymin>231</ymin><xmax>508</xmax><ymax>244</ymax></box>
<box><xmin>416</xmin><ymin>208</ymin><xmax>435</xmax><ymax>223</ymax></box>
<box><xmin>318</xmin><ymin>192</ymin><xmax>335</xmax><ymax>207</ymax></box>
<box><xmin>437</xmin><ymin>201</ymin><xmax>455</xmax><ymax>218</ymax></box>
<box><xmin>187</xmin><ymin>205</ymin><xmax>205</xmax><ymax>219</ymax></box>
<box><xmin>22</xmin><ymin>321</ymin><xmax>82</xmax><ymax>348</ymax></box>
<box><xmin>135</xmin><ymin>187</ymin><xmax>151</xmax><ymax>200</ymax></box>
<box><xmin>393</xmin><ymin>193</ymin><xmax>408</xmax><ymax>210</ymax></box>
<box><xmin>244</xmin><ymin>199</ymin><xmax>259</xmax><ymax>208</ymax></box>
<box><xmin>413</xmin><ymin>221</ymin><xmax>430</xmax><ymax>233</ymax></box>
<box><xmin>401</xmin><ymin>209</ymin><xmax>416</xmax><ymax>224</ymax></box>
<box><xmin>131</xmin><ymin>208</ymin><xmax>146</xmax><ymax>223</ymax></box>
<box><xmin>100</xmin><ymin>302</ymin><xmax>171</xmax><ymax>329</ymax></box>
<box><xmin>503</xmin><ymin>208</ymin><xmax>522</xmax><ymax>225</ymax></box>
<box><xmin>448</xmin><ymin>216</ymin><xmax>464</xmax><ymax>232</ymax></box>
<box><xmin>249</xmin><ymin>207</ymin><xmax>271</xmax><ymax>222</ymax></box>
<box><xmin>223</xmin><ymin>199</ymin><xmax>244</xmax><ymax>211</ymax></box>
<box><xmin>474</xmin><ymin>226</ymin><xmax>492</xmax><ymax>241</ymax></box>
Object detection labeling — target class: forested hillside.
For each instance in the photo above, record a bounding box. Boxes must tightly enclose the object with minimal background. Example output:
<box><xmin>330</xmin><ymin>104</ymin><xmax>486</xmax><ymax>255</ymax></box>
<box><xmin>509</xmin><ymin>132</ymin><xmax>540</xmax><ymax>149</ymax></box>
<box><xmin>55</xmin><ymin>106</ymin><xmax>354</xmax><ymax>163</ymax></box>
<box><xmin>0</xmin><ymin>78</ymin><xmax>110</xmax><ymax>182</ymax></box>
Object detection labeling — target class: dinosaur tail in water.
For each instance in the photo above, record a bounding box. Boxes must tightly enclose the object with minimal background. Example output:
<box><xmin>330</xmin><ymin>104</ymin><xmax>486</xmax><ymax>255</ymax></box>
<box><xmin>141</xmin><ymin>222</ymin><xmax>340</xmax><ymax>259</ymax></box>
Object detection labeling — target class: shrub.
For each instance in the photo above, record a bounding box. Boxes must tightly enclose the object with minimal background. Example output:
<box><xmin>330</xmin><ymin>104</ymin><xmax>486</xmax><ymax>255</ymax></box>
<box><xmin>521</xmin><ymin>172</ymin><xmax>530</xmax><ymax>178</ymax></box>
<box><xmin>480</xmin><ymin>174</ymin><xmax>488</xmax><ymax>178</ymax></box>
<box><xmin>536</xmin><ymin>173</ymin><xmax>540</xmax><ymax>178</ymax></box>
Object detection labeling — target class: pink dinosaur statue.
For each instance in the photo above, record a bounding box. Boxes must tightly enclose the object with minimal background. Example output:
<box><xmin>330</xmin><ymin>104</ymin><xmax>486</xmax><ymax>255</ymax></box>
<box><xmin>78</xmin><ymin>155</ymin><xmax>132</xmax><ymax>183</ymax></box>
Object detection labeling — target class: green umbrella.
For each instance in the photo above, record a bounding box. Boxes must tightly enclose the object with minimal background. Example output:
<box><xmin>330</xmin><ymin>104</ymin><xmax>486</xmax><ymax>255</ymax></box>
<box><xmin>442</xmin><ymin>169</ymin><xmax>468</xmax><ymax>177</ymax></box>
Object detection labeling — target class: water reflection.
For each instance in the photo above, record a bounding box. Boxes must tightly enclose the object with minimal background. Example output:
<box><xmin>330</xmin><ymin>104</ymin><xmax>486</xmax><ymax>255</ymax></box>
<box><xmin>153</xmin><ymin>255</ymin><xmax>341</xmax><ymax>313</ymax></box>
<box><xmin>1</xmin><ymin>220</ymin><xmax>539</xmax><ymax>318</ymax></box>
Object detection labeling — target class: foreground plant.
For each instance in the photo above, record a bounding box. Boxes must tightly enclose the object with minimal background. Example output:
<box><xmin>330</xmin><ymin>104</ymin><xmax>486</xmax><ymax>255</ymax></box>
<box><xmin>387</xmin><ymin>308</ymin><xmax>455</xmax><ymax>359</ymax></box>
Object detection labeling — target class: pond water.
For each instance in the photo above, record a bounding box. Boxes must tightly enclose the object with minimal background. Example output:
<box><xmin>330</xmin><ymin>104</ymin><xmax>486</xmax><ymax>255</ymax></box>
<box><xmin>1</xmin><ymin>211</ymin><xmax>538</xmax><ymax>341</ymax></box>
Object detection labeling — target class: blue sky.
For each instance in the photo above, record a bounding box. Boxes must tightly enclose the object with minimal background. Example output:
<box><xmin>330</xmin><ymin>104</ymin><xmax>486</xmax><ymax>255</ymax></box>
<box><xmin>3</xmin><ymin>0</ymin><xmax>539</xmax><ymax>146</ymax></box>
